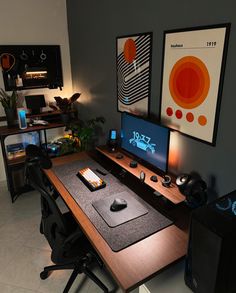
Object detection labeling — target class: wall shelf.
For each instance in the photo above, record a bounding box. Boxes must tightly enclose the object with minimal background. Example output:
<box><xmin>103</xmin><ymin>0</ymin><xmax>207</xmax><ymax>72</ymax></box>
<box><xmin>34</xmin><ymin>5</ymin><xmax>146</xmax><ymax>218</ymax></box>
<box><xmin>0</xmin><ymin>45</ymin><xmax>63</xmax><ymax>91</ymax></box>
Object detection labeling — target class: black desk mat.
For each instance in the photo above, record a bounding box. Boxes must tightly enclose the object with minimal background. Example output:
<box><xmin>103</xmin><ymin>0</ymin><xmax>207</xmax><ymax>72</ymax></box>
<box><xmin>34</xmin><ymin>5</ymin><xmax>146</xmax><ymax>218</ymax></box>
<box><xmin>92</xmin><ymin>191</ymin><xmax>148</xmax><ymax>227</ymax></box>
<box><xmin>53</xmin><ymin>158</ymin><xmax>173</xmax><ymax>252</ymax></box>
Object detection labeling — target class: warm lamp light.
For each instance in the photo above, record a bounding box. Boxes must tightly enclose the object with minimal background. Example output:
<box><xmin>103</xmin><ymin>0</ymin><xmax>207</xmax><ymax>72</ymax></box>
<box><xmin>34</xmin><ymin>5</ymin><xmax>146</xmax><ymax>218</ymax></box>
<box><xmin>25</xmin><ymin>70</ymin><xmax>47</xmax><ymax>79</ymax></box>
<box><xmin>168</xmin><ymin>131</ymin><xmax>181</xmax><ymax>171</ymax></box>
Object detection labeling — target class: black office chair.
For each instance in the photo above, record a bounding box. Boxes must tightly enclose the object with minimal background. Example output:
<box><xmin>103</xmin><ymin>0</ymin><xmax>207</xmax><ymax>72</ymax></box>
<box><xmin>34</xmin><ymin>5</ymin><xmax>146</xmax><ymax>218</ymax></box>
<box><xmin>25</xmin><ymin>144</ymin><xmax>109</xmax><ymax>293</ymax></box>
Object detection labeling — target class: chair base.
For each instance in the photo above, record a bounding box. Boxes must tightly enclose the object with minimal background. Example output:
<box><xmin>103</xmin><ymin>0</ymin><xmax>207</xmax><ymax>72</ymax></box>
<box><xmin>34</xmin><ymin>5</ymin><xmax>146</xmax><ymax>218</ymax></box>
<box><xmin>40</xmin><ymin>258</ymin><xmax>109</xmax><ymax>293</ymax></box>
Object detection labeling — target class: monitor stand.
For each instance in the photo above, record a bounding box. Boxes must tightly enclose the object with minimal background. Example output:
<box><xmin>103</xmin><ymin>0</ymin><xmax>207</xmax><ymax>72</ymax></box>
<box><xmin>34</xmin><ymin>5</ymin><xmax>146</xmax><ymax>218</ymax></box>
<box><xmin>96</xmin><ymin>145</ymin><xmax>186</xmax><ymax>205</ymax></box>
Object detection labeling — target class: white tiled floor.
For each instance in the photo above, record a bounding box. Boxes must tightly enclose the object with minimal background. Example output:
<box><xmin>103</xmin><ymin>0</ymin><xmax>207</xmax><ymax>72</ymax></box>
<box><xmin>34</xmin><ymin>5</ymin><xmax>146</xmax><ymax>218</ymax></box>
<box><xmin>0</xmin><ymin>181</ymin><xmax>192</xmax><ymax>293</ymax></box>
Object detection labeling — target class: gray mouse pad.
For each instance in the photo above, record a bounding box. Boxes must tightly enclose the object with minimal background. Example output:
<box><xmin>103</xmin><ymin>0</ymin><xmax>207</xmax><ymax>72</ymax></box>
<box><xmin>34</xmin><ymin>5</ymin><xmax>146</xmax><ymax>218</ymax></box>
<box><xmin>53</xmin><ymin>159</ymin><xmax>173</xmax><ymax>252</ymax></box>
<box><xmin>92</xmin><ymin>191</ymin><xmax>148</xmax><ymax>227</ymax></box>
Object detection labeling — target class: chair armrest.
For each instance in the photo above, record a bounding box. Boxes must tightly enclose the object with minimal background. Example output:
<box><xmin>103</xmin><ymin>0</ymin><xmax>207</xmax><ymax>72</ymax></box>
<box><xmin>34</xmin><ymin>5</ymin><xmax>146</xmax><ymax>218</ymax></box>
<box><xmin>63</xmin><ymin>227</ymin><xmax>84</xmax><ymax>248</ymax></box>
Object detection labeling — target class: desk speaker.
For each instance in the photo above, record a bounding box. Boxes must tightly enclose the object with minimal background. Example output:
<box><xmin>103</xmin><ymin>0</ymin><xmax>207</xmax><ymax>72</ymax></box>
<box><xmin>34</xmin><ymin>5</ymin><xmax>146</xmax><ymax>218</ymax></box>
<box><xmin>185</xmin><ymin>190</ymin><xmax>236</xmax><ymax>293</ymax></box>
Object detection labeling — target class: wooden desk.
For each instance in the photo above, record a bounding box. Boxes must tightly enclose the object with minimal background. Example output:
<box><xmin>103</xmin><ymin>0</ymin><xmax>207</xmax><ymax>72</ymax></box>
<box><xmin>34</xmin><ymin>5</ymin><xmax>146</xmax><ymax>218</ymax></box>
<box><xmin>44</xmin><ymin>152</ymin><xmax>188</xmax><ymax>292</ymax></box>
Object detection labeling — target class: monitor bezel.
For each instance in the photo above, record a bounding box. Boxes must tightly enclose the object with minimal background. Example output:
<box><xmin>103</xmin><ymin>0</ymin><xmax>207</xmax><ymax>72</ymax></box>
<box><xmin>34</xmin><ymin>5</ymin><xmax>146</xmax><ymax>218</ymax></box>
<box><xmin>121</xmin><ymin>112</ymin><xmax>170</xmax><ymax>175</ymax></box>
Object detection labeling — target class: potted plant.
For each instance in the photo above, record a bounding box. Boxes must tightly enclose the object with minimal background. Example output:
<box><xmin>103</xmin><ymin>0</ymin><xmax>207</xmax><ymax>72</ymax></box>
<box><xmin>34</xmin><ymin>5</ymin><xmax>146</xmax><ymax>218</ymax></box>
<box><xmin>65</xmin><ymin>116</ymin><xmax>105</xmax><ymax>151</ymax></box>
<box><xmin>0</xmin><ymin>88</ymin><xmax>18</xmax><ymax>127</ymax></box>
<box><xmin>54</xmin><ymin>93</ymin><xmax>81</xmax><ymax>123</ymax></box>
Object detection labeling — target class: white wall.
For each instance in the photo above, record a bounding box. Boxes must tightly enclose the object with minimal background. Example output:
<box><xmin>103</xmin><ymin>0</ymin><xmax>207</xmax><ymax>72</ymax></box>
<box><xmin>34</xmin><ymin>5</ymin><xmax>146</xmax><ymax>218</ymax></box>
<box><xmin>0</xmin><ymin>0</ymin><xmax>72</xmax><ymax>181</ymax></box>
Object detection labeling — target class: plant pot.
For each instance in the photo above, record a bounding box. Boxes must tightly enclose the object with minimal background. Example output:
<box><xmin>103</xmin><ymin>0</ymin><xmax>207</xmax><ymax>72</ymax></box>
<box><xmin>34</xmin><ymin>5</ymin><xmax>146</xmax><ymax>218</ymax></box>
<box><xmin>5</xmin><ymin>108</ymin><xmax>16</xmax><ymax>127</ymax></box>
<box><xmin>60</xmin><ymin>113</ymin><xmax>70</xmax><ymax>124</ymax></box>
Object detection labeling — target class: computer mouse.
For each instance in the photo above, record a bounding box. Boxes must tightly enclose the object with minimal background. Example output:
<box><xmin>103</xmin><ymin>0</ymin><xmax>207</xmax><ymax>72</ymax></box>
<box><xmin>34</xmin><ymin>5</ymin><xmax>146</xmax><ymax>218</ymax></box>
<box><xmin>110</xmin><ymin>198</ymin><xmax>128</xmax><ymax>212</ymax></box>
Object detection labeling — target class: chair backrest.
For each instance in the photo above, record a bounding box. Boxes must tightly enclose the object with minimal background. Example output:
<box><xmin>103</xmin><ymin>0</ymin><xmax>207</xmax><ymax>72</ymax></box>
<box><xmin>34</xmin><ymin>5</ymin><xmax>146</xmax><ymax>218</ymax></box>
<box><xmin>25</xmin><ymin>145</ymin><xmax>68</xmax><ymax>251</ymax></box>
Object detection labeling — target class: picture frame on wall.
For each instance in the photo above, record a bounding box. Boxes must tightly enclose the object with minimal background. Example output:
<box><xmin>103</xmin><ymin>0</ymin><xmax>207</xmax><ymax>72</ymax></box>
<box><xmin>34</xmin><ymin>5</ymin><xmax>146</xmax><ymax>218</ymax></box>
<box><xmin>116</xmin><ymin>32</ymin><xmax>152</xmax><ymax>117</ymax></box>
<box><xmin>160</xmin><ymin>23</ymin><xmax>231</xmax><ymax>145</ymax></box>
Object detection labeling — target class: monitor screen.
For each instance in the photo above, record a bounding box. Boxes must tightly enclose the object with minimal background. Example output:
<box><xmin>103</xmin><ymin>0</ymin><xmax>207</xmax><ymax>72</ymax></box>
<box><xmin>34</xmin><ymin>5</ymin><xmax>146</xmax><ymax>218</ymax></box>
<box><xmin>25</xmin><ymin>94</ymin><xmax>46</xmax><ymax>114</ymax></box>
<box><xmin>121</xmin><ymin>113</ymin><xmax>170</xmax><ymax>173</ymax></box>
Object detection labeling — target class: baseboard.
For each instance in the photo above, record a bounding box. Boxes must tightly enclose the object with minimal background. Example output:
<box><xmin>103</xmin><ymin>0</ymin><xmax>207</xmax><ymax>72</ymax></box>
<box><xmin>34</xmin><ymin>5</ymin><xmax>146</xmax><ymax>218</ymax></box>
<box><xmin>0</xmin><ymin>180</ymin><xmax>7</xmax><ymax>188</ymax></box>
<box><xmin>139</xmin><ymin>285</ymin><xmax>151</xmax><ymax>293</ymax></box>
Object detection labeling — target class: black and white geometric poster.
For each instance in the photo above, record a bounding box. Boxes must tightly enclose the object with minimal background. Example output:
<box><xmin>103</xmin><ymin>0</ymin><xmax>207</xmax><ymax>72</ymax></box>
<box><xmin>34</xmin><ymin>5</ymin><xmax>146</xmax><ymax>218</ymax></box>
<box><xmin>116</xmin><ymin>32</ymin><xmax>152</xmax><ymax>116</ymax></box>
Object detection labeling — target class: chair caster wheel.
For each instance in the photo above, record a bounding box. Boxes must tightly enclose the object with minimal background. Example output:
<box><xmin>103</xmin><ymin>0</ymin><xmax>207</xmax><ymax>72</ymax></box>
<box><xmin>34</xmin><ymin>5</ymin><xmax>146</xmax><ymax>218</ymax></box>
<box><xmin>40</xmin><ymin>271</ymin><xmax>49</xmax><ymax>280</ymax></box>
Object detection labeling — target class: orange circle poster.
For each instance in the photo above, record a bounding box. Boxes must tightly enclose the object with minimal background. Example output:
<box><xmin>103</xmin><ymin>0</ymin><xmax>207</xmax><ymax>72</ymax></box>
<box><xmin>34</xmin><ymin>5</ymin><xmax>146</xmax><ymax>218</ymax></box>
<box><xmin>160</xmin><ymin>24</ymin><xmax>230</xmax><ymax>145</ymax></box>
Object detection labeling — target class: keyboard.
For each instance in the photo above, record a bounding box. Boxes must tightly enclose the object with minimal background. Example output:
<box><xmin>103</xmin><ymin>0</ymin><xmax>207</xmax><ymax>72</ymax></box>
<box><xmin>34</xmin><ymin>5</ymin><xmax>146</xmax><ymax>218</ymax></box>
<box><xmin>77</xmin><ymin>167</ymin><xmax>106</xmax><ymax>191</ymax></box>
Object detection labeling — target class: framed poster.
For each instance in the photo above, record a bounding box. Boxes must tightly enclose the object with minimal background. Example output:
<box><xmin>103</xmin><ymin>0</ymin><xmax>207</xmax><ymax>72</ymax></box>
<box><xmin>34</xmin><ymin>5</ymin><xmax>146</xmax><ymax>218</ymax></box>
<box><xmin>116</xmin><ymin>32</ymin><xmax>152</xmax><ymax>116</ymax></box>
<box><xmin>160</xmin><ymin>23</ymin><xmax>231</xmax><ymax>145</ymax></box>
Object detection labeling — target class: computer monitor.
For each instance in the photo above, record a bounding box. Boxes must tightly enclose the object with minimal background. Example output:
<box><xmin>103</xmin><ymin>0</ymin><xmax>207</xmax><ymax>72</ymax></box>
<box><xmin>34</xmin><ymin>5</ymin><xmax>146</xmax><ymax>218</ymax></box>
<box><xmin>121</xmin><ymin>112</ymin><xmax>170</xmax><ymax>173</ymax></box>
<box><xmin>25</xmin><ymin>94</ymin><xmax>46</xmax><ymax>115</ymax></box>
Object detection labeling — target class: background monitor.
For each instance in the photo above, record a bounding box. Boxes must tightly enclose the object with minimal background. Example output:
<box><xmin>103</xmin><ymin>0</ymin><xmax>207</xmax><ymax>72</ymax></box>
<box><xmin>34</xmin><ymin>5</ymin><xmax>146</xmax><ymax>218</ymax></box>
<box><xmin>121</xmin><ymin>112</ymin><xmax>170</xmax><ymax>173</ymax></box>
<box><xmin>25</xmin><ymin>94</ymin><xmax>46</xmax><ymax>115</ymax></box>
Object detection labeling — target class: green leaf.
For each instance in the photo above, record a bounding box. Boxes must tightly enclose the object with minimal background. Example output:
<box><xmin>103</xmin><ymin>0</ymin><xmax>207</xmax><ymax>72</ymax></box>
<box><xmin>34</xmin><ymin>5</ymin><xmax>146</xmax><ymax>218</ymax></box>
<box><xmin>0</xmin><ymin>88</ymin><xmax>17</xmax><ymax>109</ymax></box>
<box><xmin>64</xmin><ymin>116</ymin><xmax>105</xmax><ymax>151</ymax></box>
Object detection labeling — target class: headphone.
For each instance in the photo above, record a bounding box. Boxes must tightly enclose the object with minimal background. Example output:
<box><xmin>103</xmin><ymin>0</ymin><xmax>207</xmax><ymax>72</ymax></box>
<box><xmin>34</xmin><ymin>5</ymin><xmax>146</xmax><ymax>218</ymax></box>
<box><xmin>176</xmin><ymin>173</ymin><xmax>207</xmax><ymax>208</ymax></box>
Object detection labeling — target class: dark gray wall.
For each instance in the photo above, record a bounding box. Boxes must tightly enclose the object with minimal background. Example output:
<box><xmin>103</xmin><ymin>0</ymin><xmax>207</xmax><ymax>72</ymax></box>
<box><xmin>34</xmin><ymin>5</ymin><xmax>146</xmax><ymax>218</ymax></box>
<box><xmin>66</xmin><ymin>0</ymin><xmax>236</xmax><ymax>197</ymax></box>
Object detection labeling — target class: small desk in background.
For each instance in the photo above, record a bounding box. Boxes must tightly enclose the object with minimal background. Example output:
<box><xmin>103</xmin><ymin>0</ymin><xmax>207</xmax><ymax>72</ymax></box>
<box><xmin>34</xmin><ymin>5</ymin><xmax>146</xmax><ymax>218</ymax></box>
<box><xmin>0</xmin><ymin>121</ymin><xmax>65</xmax><ymax>202</ymax></box>
<box><xmin>0</xmin><ymin>110</ymin><xmax>77</xmax><ymax>202</ymax></box>
<box><xmin>44</xmin><ymin>151</ymin><xmax>189</xmax><ymax>292</ymax></box>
